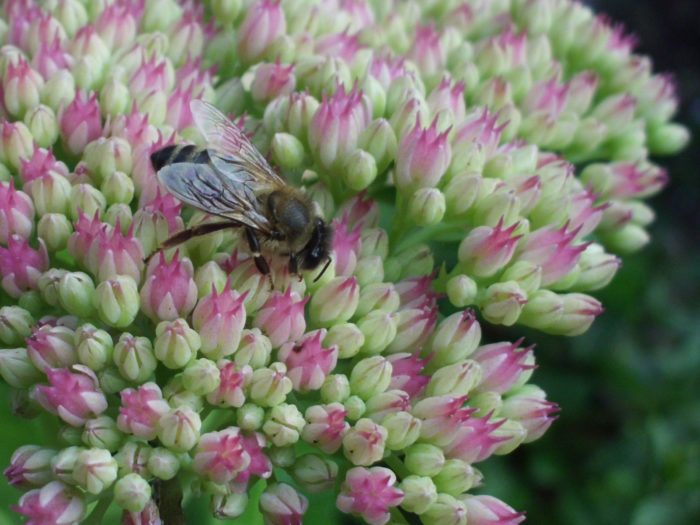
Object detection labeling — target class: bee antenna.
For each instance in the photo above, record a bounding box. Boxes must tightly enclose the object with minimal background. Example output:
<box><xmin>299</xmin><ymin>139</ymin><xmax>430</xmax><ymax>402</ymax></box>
<box><xmin>313</xmin><ymin>256</ymin><xmax>332</xmax><ymax>283</ymax></box>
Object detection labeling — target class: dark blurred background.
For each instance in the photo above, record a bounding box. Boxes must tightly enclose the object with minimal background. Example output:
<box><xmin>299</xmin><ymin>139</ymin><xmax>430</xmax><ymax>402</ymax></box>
<box><xmin>481</xmin><ymin>1</ymin><xmax>700</xmax><ymax>523</ymax></box>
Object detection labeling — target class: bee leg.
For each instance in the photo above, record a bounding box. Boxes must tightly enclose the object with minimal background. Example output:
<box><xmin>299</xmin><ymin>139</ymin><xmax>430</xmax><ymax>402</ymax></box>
<box><xmin>245</xmin><ymin>227</ymin><xmax>273</xmax><ymax>288</ymax></box>
<box><xmin>288</xmin><ymin>254</ymin><xmax>303</xmax><ymax>282</ymax></box>
<box><xmin>313</xmin><ymin>256</ymin><xmax>333</xmax><ymax>283</ymax></box>
<box><xmin>144</xmin><ymin>221</ymin><xmax>239</xmax><ymax>264</ymax></box>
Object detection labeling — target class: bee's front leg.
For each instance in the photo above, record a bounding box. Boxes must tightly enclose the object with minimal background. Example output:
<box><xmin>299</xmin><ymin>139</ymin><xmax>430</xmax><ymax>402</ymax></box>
<box><xmin>245</xmin><ymin>228</ymin><xmax>273</xmax><ymax>288</ymax></box>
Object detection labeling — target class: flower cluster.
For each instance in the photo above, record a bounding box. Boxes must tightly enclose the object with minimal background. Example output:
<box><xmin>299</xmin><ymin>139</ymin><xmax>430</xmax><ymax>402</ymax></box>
<box><xmin>0</xmin><ymin>0</ymin><xmax>686</xmax><ymax>524</ymax></box>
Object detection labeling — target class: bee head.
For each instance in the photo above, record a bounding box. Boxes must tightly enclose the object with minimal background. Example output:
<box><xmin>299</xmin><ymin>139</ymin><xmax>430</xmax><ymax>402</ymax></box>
<box><xmin>298</xmin><ymin>218</ymin><xmax>332</xmax><ymax>272</ymax></box>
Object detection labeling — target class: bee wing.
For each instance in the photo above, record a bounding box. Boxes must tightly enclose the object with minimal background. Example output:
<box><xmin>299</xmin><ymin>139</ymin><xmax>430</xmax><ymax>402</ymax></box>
<box><xmin>190</xmin><ymin>100</ymin><xmax>286</xmax><ymax>189</ymax></box>
<box><xmin>157</xmin><ymin>162</ymin><xmax>274</xmax><ymax>233</ymax></box>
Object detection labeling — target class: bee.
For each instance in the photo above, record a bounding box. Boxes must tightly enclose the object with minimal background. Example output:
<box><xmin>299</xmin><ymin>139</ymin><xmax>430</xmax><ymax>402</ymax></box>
<box><xmin>149</xmin><ymin>100</ymin><xmax>332</xmax><ymax>280</ymax></box>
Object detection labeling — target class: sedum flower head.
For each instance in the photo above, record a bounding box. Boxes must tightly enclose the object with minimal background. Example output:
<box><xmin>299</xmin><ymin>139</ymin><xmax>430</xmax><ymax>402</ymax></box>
<box><xmin>0</xmin><ymin>0</ymin><xmax>686</xmax><ymax>523</ymax></box>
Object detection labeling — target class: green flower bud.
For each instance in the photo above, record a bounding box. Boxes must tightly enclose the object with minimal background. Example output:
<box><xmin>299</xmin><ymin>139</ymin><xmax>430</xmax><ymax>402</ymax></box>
<box><xmin>84</xmin><ymin>137</ymin><xmax>133</xmax><ymax>186</ymax></box>
<box><xmin>113</xmin><ymin>333</ymin><xmax>157</xmax><ymax>383</ymax></box>
<box><xmin>429</xmin><ymin>311</ymin><xmax>481</xmax><ymax>370</ymax></box>
<box><xmin>69</xmin><ymin>184</ymin><xmax>106</xmax><ymax>222</ymax></box>
<box><xmin>211</xmin><ymin>492</ymin><xmax>248</xmax><ymax>520</ymax></box>
<box><xmin>115</xmin><ymin>442</ymin><xmax>151</xmax><ymax>477</ymax></box>
<box><xmin>73</xmin><ymin>448</ymin><xmax>118</xmax><ymax>494</ymax></box>
<box><xmin>249</xmin><ymin>363</ymin><xmax>293</xmax><ymax>407</ymax></box>
<box><xmin>24</xmin><ymin>105</ymin><xmax>58</xmax><ymax>148</ymax></box>
<box><xmin>99</xmin><ymin>77</ymin><xmax>131</xmax><ymax>117</ymax></box>
<box><xmin>182</xmin><ymin>358</ymin><xmax>220</xmax><ymax>396</ymax></box>
<box><xmin>600</xmin><ymin>223</ymin><xmax>650</xmax><ymax>254</ymax></box>
<box><xmin>37</xmin><ymin>268</ymin><xmax>68</xmax><ymax>307</ymax></box>
<box><xmin>57</xmin><ymin>271</ymin><xmax>96</xmax><ymax>318</ymax></box>
<box><xmin>163</xmin><ymin>374</ymin><xmax>204</xmax><ymax>412</ymax></box>
<box><xmin>135</xmin><ymin>89</ymin><xmax>167</xmax><ymax>127</ymax></box>
<box><xmin>114</xmin><ymin>473</ymin><xmax>151</xmax><ymax>513</ymax></box>
<box><xmin>409</xmin><ymin>188</ymin><xmax>446</xmax><ymax>226</ymax></box>
<box><xmin>357</xmin><ymin>311</ymin><xmax>398</xmax><ymax>356</ymax></box>
<box><xmin>355</xmin><ymin>283</ymin><xmax>400</xmax><ymax>318</ymax></box>
<box><xmin>342</xmin><ymin>418</ymin><xmax>387</xmax><ymax>466</ymax></box>
<box><xmin>82</xmin><ymin>416</ymin><xmax>123</xmax><ymax>451</ymax></box>
<box><xmin>354</xmin><ymin>256</ymin><xmax>385</xmax><ymax>287</ymax></box>
<box><xmin>469</xmin><ymin>391</ymin><xmax>503</xmax><ymax>417</ymax></box>
<box><xmin>157</xmin><ymin>406</ymin><xmax>201</xmax><ymax>452</ymax></box>
<box><xmin>501</xmin><ymin>261</ymin><xmax>543</xmax><ymax>295</ymax></box>
<box><xmin>263</xmin><ymin>403</ymin><xmax>306</xmax><ymax>447</ymax></box>
<box><xmin>210</xmin><ymin>0</ymin><xmax>242</xmax><ymax>26</ymax></box>
<box><xmin>154</xmin><ymin>319</ymin><xmax>201</xmax><ymax>370</ymax></box>
<box><xmin>349</xmin><ymin>356</ymin><xmax>393</xmax><ymax>400</ymax></box>
<box><xmin>234</xmin><ymin>328</ymin><xmax>272</xmax><ymax>369</ymax></box>
<box><xmin>432</xmin><ymin>460</ymin><xmax>482</xmax><ymax>496</ymax></box>
<box><xmin>399</xmin><ymin>475</ymin><xmax>438</xmax><ymax>515</ymax></box>
<box><xmin>236</xmin><ymin>403</ymin><xmax>265</xmax><ymax>431</ymax></box>
<box><xmin>97</xmin><ymin>367</ymin><xmax>128</xmax><ymax>395</ymax></box>
<box><xmin>0</xmin><ymin>121</ymin><xmax>33</xmax><ymax>170</ymax></box>
<box><xmin>324</xmin><ymin>323</ymin><xmax>365</xmax><ymax>360</ymax></box>
<box><xmin>147</xmin><ymin>448</ymin><xmax>180</xmax><ymax>480</ymax></box>
<box><xmin>572</xmin><ymin>245</ymin><xmax>621</xmax><ymax>292</ymax></box>
<box><xmin>404</xmin><ymin>443</ymin><xmax>445</xmax><ymax>476</ymax></box>
<box><xmin>194</xmin><ymin>262</ymin><xmax>228</xmax><ymax>298</ymax></box>
<box><xmin>310</xmin><ymin>277</ymin><xmax>360</xmax><ymax>327</ymax></box>
<box><xmin>51</xmin><ymin>446</ymin><xmax>84</xmax><ymax>484</ymax></box>
<box><xmin>492</xmin><ymin>419</ymin><xmax>527</xmax><ymax>455</ymax></box>
<box><xmin>360</xmin><ymin>228</ymin><xmax>389</xmax><ymax>260</ymax></box>
<box><xmin>0</xmin><ymin>348</ymin><xmax>42</xmax><ymax>388</ymax></box>
<box><xmin>0</xmin><ymin>306</ymin><xmax>34</xmax><ymax>346</ymax></box>
<box><xmin>0</xmin><ymin>163</ymin><xmax>11</xmax><ymax>182</ymax></box>
<box><xmin>395</xmin><ymin>244</ymin><xmax>434</xmax><ymax>279</ymax></box>
<box><xmin>18</xmin><ymin>290</ymin><xmax>43</xmax><ymax>317</ymax></box>
<box><xmin>478</xmin><ymin>281</ymin><xmax>527</xmax><ymax>326</ymax></box>
<box><xmin>648</xmin><ymin>122</ymin><xmax>690</xmax><ymax>155</ymax></box>
<box><xmin>95</xmin><ymin>276</ymin><xmax>140</xmax><ymax>328</ymax></box>
<box><xmin>28</xmin><ymin>171</ymin><xmax>72</xmax><ymax>216</ymax></box>
<box><xmin>58</xmin><ymin>426</ymin><xmax>84</xmax><ymax>446</ymax></box>
<box><xmin>426</xmin><ymin>360</ymin><xmax>482</xmax><ymax>397</ymax></box>
<box><xmin>292</xmin><ymin>454</ymin><xmax>338</xmax><ymax>493</ymax></box>
<box><xmin>320</xmin><ymin>374</ymin><xmax>351</xmax><ymax>404</ymax></box>
<box><xmin>41</xmin><ymin>70</ymin><xmax>76</xmax><ymax>113</ymax></box>
<box><xmin>343</xmin><ymin>395</ymin><xmax>366</xmax><ymax>421</ymax></box>
<box><xmin>342</xmin><ymin>149</ymin><xmax>378</xmax><ymax>192</ymax></box>
<box><xmin>267</xmin><ymin>445</ymin><xmax>296</xmax><ymax>468</ymax></box>
<box><xmin>357</xmin><ymin>120</ymin><xmax>396</xmax><ymax>173</ymax></box>
<box><xmin>104</xmin><ymin>204</ymin><xmax>132</xmax><ymax>232</ymax></box>
<box><xmin>271</xmin><ymin>132</ymin><xmax>306</xmax><ymax>171</ymax></box>
<box><xmin>382</xmin><ymin>411</ymin><xmax>421</xmax><ymax>450</ymax></box>
<box><xmin>37</xmin><ymin>214</ymin><xmax>73</xmax><ymax>253</ymax></box>
<box><xmin>72</xmin><ymin>55</ymin><xmax>103</xmax><ymax>91</ymax></box>
<box><xmin>101</xmin><ymin>171</ymin><xmax>134</xmax><ymax>205</ymax></box>
<box><xmin>420</xmin><ymin>494</ymin><xmax>467</xmax><ymax>525</ymax></box>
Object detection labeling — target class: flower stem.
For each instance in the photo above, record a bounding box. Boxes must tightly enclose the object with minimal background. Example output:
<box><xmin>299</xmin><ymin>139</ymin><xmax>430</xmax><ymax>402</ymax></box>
<box><xmin>155</xmin><ymin>477</ymin><xmax>185</xmax><ymax>525</ymax></box>
<box><xmin>83</xmin><ymin>495</ymin><xmax>112</xmax><ymax>525</ymax></box>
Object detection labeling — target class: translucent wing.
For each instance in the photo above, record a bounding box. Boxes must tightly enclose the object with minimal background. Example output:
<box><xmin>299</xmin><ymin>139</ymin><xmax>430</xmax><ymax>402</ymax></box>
<box><xmin>190</xmin><ymin>99</ymin><xmax>286</xmax><ymax>188</ymax></box>
<box><xmin>157</xmin><ymin>162</ymin><xmax>273</xmax><ymax>233</ymax></box>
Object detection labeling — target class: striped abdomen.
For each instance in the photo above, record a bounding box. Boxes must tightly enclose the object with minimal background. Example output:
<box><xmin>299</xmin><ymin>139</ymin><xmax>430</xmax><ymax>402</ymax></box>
<box><xmin>150</xmin><ymin>144</ymin><xmax>211</xmax><ymax>171</ymax></box>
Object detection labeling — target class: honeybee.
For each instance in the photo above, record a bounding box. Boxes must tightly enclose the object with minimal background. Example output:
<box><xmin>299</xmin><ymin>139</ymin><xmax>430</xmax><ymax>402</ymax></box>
<box><xmin>150</xmin><ymin>100</ymin><xmax>332</xmax><ymax>280</ymax></box>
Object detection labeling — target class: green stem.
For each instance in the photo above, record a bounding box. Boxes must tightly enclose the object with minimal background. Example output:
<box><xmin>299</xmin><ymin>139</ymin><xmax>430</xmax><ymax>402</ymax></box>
<box><xmin>201</xmin><ymin>408</ymin><xmax>232</xmax><ymax>433</ymax></box>
<box><xmin>394</xmin><ymin>222</ymin><xmax>465</xmax><ymax>254</ymax></box>
<box><xmin>83</xmin><ymin>495</ymin><xmax>112</xmax><ymax>525</ymax></box>
<box><xmin>156</xmin><ymin>477</ymin><xmax>185</xmax><ymax>525</ymax></box>
<box><xmin>389</xmin><ymin>192</ymin><xmax>412</xmax><ymax>251</ymax></box>
<box><xmin>383</xmin><ymin>455</ymin><xmax>410</xmax><ymax>480</ymax></box>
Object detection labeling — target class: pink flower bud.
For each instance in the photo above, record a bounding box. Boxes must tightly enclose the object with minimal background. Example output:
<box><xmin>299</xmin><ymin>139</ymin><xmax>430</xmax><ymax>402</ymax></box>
<box><xmin>386</xmin><ymin>306</ymin><xmax>437</xmax><ymax>354</ymax></box>
<box><xmin>67</xmin><ymin>211</ymin><xmax>103</xmax><ymax>264</ymax></box>
<box><xmin>20</xmin><ymin>147</ymin><xmax>69</xmax><ymax>184</ymax></box>
<box><xmin>336</xmin><ymin>191</ymin><xmax>380</xmax><ymax>230</ymax></box>
<box><xmin>132</xmin><ymin>189</ymin><xmax>184</xmax><ymax>256</ymax></box>
<box><xmin>608</xmin><ymin>162</ymin><xmax>668</xmax><ymax>200</ymax></box>
<box><xmin>234</xmin><ymin>431</ymin><xmax>273</xmax><ymax>485</ymax></box>
<box><xmin>308</xmin><ymin>84</ymin><xmax>371</xmax><ymax>169</ymax></box>
<box><xmin>13</xmin><ymin>481</ymin><xmax>85</xmax><ymax>525</ymax></box>
<box><xmin>387</xmin><ymin>353</ymin><xmax>430</xmax><ymax>397</ymax></box>
<box><xmin>315</xmin><ymin>30</ymin><xmax>362</xmax><ymax>61</ymax></box>
<box><xmin>408</xmin><ymin>23</ymin><xmax>445</xmax><ymax>78</ymax></box>
<box><xmin>34</xmin><ymin>366</ymin><xmax>108</xmax><ymax>427</ymax></box>
<box><xmin>129</xmin><ymin>56</ymin><xmax>174</xmax><ymax>97</ymax></box>
<box><xmin>191</xmin><ymin>285</ymin><xmax>247</xmax><ymax>359</ymax></box>
<box><xmin>4</xmin><ymin>445</ymin><xmax>56</xmax><ymax>488</ymax></box>
<box><xmin>458</xmin><ymin>219</ymin><xmax>522</xmax><ymax>278</ymax></box>
<box><xmin>394</xmin><ymin>274</ymin><xmax>440</xmax><ymax>311</ymax></box>
<box><xmin>122</xmin><ymin>498</ymin><xmax>161</xmax><ymax>525</ymax></box>
<box><xmin>309</xmin><ymin>276</ymin><xmax>360</xmax><ymax>327</ymax></box>
<box><xmin>27</xmin><ymin>324</ymin><xmax>76</xmax><ymax>372</ymax></box>
<box><xmin>302</xmin><ymin>403</ymin><xmax>350</xmax><ymax>454</ymax></box>
<box><xmin>454</xmin><ymin>108</ymin><xmax>506</xmax><ymax>161</ymax></box>
<box><xmin>32</xmin><ymin>36</ymin><xmax>74</xmax><ymax>79</ymax></box>
<box><xmin>2</xmin><ymin>57</ymin><xmax>44</xmax><ymax>118</ymax></box>
<box><xmin>25</xmin><ymin>11</ymin><xmax>66</xmax><ymax>56</ymax></box>
<box><xmin>259</xmin><ymin>483</ymin><xmax>308</xmax><ymax>525</ymax></box>
<box><xmin>0</xmin><ymin>180</ymin><xmax>34</xmax><ymax>243</ymax></box>
<box><xmin>95</xmin><ymin>3</ymin><xmax>138</xmax><ymax>50</ymax></box>
<box><xmin>472</xmin><ymin>340</ymin><xmax>535</xmax><ymax>394</ymax></box>
<box><xmin>517</xmin><ymin>225</ymin><xmax>589</xmax><ymax>286</ymax></box>
<box><xmin>193</xmin><ymin>427</ymin><xmax>251</xmax><ymax>484</ymax></box>
<box><xmin>278</xmin><ymin>329</ymin><xmax>338</xmax><ymax>393</ymax></box>
<box><xmin>0</xmin><ymin>120</ymin><xmax>34</xmax><ymax>171</ymax></box>
<box><xmin>254</xmin><ymin>288</ymin><xmax>309</xmax><ymax>348</ymax></box>
<box><xmin>0</xmin><ymin>236</ymin><xmax>48</xmax><ymax>298</ymax></box>
<box><xmin>396</xmin><ymin>117</ymin><xmax>451</xmax><ymax>191</ymax></box>
<box><xmin>59</xmin><ymin>91</ymin><xmax>102</xmax><ymax>155</ymax></box>
<box><xmin>168</xmin><ymin>9</ymin><xmax>206</xmax><ymax>67</ymax></box>
<box><xmin>337</xmin><ymin>466</ymin><xmax>403</xmax><ymax>525</ymax></box>
<box><xmin>443</xmin><ymin>415</ymin><xmax>509</xmax><ymax>464</ymax></box>
<box><xmin>330</xmin><ymin>215</ymin><xmax>362</xmax><ymax>277</ymax></box>
<box><xmin>522</xmin><ymin>76</ymin><xmax>569</xmax><ymax>121</ymax></box>
<box><xmin>83</xmin><ymin>222</ymin><xmax>144</xmax><ymax>282</ymax></box>
<box><xmin>412</xmin><ymin>395</ymin><xmax>473</xmax><ymax>445</ymax></box>
<box><xmin>251</xmin><ymin>62</ymin><xmax>296</xmax><ymax>104</ymax></box>
<box><xmin>165</xmin><ymin>87</ymin><xmax>196</xmax><ymax>132</ymax></box>
<box><xmin>237</xmin><ymin>0</ymin><xmax>287</xmax><ymax>63</ymax></box>
<box><xmin>140</xmin><ymin>252</ymin><xmax>198</xmax><ymax>322</ymax></box>
<box><xmin>428</xmin><ymin>77</ymin><xmax>466</xmax><ymax>124</ymax></box>
<box><xmin>568</xmin><ymin>189</ymin><xmax>607</xmax><ymax>238</ymax></box>
<box><xmin>207</xmin><ymin>361</ymin><xmax>252</xmax><ymax>408</ymax></box>
<box><xmin>462</xmin><ymin>495</ymin><xmax>525</xmax><ymax>525</ymax></box>
<box><xmin>118</xmin><ymin>383</ymin><xmax>171</xmax><ymax>440</ymax></box>
<box><xmin>175</xmin><ymin>56</ymin><xmax>215</xmax><ymax>97</ymax></box>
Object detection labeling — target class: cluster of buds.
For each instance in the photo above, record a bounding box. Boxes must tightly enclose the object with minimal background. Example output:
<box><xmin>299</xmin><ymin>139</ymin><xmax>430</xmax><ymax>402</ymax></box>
<box><xmin>0</xmin><ymin>0</ymin><xmax>686</xmax><ymax>524</ymax></box>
